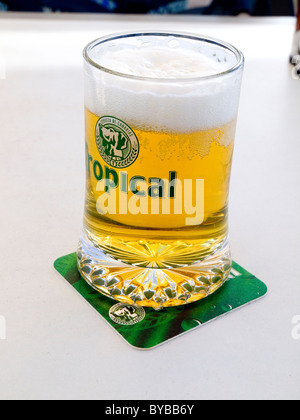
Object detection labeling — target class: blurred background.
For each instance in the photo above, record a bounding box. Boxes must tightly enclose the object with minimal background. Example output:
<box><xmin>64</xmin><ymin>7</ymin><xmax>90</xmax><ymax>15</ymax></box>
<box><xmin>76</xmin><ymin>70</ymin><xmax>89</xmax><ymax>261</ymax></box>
<box><xmin>0</xmin><ymin>0</ymin><xmax>297</xmax><ymax>15</ymax></box>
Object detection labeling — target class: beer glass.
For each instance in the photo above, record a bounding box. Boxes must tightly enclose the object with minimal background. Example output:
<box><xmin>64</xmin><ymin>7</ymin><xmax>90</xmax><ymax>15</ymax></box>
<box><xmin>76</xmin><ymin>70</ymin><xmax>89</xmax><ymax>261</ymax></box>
<box><xmin>78</xmin><ymin>32</ymin><xmax>244</xmax><ymax>309</ymax></box>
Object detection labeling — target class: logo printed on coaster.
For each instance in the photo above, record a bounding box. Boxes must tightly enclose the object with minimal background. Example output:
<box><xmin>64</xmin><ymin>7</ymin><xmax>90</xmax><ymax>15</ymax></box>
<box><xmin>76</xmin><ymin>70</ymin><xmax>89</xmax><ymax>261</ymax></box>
<box><xmin>95</xmin><ymin>116</ymin><xmax>139</xmax><ymax>168</ymax></box>
<box><xmin>109</xmin><ymin>303</ymin><xmax>145</xmax><ymax>325</ymax></box>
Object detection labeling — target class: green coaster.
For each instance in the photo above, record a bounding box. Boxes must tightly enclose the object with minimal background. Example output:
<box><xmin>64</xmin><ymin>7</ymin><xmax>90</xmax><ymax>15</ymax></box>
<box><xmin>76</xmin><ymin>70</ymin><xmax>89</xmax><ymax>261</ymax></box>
<box><xmin>54</xmin><ymin>253</ymin><xmax>267</xmax><ymax>350</ymax></box>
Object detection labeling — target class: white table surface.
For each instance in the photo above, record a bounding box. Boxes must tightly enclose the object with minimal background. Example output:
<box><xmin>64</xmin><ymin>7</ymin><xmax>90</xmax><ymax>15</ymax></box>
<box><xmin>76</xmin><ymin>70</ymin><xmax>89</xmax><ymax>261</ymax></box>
<box><xmin>0</xmin><ymin>12</ymin><xmax>299</xmax><ymax>401</ymax></box>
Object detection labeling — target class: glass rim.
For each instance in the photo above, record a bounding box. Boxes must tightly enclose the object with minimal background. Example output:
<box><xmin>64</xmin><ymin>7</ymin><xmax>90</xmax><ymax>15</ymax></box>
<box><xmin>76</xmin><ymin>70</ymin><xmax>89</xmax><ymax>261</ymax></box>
<box><xmin>83</xmin><ymin>30</ymin><xmax>244</xmax><ymax>83</ymax></box>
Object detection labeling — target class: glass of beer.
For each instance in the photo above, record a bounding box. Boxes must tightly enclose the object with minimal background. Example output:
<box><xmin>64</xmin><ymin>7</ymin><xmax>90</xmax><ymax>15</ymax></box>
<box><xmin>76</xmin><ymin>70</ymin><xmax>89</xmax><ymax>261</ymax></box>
<box><xmin>78</xmin><ymin>32</ymin><xmax>244</xmax><ymax>309</ymax></box>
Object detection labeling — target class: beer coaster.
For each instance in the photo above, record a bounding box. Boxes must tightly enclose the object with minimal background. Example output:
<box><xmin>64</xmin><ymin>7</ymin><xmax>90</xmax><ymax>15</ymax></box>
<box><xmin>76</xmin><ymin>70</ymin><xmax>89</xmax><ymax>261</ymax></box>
<box><xmin>54</xmin><ymin>253</ymin><xmax>267</xmax><ymax>350</ymax></box>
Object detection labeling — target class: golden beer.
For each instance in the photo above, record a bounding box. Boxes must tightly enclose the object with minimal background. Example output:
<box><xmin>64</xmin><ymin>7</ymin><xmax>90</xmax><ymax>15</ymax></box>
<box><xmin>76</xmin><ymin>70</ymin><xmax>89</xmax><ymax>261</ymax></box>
<box><xmin>78</xmin><ymin>32</ymin><xmax>244</xmax><ymax>309</ymax></box>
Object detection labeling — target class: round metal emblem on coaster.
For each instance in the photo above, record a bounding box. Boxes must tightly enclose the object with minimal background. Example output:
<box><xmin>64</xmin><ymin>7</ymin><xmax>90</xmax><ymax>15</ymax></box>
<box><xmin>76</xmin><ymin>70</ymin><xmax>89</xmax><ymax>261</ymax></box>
<box><xmin>109</xmin><ymin>303</ymin><xmax>145</xmax><ymax>326</ymax></box>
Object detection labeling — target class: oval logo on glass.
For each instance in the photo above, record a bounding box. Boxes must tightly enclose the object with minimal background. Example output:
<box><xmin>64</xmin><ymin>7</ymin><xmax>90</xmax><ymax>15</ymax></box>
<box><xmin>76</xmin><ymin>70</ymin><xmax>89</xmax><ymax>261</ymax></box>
<box><xmin>95</xmin><ymin>116</ymin><xmax>139</xmax><ymax>168</ymax></box>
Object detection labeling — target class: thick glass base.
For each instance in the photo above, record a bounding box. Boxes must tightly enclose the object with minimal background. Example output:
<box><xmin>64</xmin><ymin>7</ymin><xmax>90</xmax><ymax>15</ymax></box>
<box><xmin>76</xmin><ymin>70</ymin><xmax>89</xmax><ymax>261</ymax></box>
<box><xmin>77</xmin><ymin>232</ymin><xmax>232</xmax><ymax>310</ymax></box>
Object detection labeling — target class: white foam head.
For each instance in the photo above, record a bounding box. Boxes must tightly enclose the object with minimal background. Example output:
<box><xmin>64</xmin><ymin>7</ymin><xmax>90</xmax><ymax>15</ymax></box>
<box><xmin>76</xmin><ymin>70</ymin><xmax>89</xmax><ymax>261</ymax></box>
<box><xmin>84</xmin><ymin>33</ymin><xmax>244</xmax><ymax>133</ymax></box>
